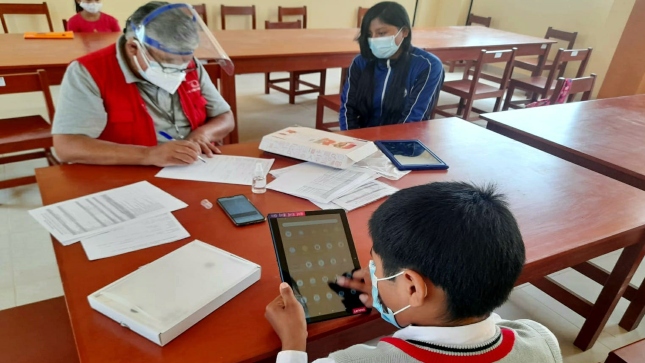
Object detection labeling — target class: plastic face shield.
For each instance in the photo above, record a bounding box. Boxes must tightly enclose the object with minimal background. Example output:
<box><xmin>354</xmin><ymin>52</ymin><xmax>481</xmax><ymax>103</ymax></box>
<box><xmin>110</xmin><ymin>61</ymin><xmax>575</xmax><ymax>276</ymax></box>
<box><xmin>130</xmin><ymin>3</ymin><xmax>234</xmax><ymax>75</ymax></box>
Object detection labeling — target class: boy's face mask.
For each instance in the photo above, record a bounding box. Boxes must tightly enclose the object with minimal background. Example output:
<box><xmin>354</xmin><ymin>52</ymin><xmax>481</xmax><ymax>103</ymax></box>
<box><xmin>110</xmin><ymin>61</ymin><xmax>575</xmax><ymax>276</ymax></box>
<box><xmin>368</xmin><ymin>28</ymin><xmax>403</xmax><ymax>59</ymax></box>
<box><xmin>369</xmin><ymin>260</ymin><xmax>410</xmax><ymax>328</ymax></box>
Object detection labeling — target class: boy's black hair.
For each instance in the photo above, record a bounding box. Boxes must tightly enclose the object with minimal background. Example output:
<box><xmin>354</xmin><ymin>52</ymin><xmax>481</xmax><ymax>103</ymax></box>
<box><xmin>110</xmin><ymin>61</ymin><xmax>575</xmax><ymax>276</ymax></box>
<box><xmin>370</xmin><ymin>182</ymin><xmax>525</xmax><ymax>321</ymax></box>
<box><xmin>351</xmin><ymin>1</ymin><xmax>413</xmax><ymax>127</ymax></box>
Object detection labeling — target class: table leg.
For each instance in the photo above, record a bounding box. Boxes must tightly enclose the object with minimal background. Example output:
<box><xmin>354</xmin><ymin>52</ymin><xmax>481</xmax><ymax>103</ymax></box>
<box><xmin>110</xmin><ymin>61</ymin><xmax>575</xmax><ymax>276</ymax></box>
<box><xmin>219</xmin><ymin>71</ymin><xmax>239</xmax><ymax>144</ymax></box>
<box><xmin>620</xmin><ymin>263</ymin><xmax>645</xmax><ymax>331</ymax></box>
<box><xmin>574</xmin><ymin>236</ymin><xmax>645</xmax><ymax>350</ymax></box>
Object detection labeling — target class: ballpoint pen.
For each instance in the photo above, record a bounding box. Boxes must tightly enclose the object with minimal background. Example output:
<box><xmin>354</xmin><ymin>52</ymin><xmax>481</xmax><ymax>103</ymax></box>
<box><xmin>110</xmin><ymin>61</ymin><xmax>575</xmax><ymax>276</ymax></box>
<box><xmin>158</xmin><ymin>131</ymin><xmax>207</xmax><ymax>163</ymax></box>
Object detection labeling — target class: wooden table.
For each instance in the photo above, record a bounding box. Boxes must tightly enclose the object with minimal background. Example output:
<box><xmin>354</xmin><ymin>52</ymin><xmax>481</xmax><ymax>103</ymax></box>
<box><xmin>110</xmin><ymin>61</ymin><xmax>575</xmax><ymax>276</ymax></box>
<box><xmin>36</xmin><ymin>119</ymin><xmax>645</xmax><ymax>361</ymax></box>
<box><xmin>1</xmin><ymin>27</ymin><xmax>553</xmax><ymax>143</ymax></box>
<box><xmin>482</xmin><ymin>95</ymin><xmax>645</xmax><ymax>340</ymax></box>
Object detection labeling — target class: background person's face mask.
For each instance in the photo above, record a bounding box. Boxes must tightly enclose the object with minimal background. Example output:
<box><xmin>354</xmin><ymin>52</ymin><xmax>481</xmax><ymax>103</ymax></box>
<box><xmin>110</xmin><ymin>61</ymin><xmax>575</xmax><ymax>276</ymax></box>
<box><xmin>80</xmin><ymin>2</ymin><xmax>102</xmax><ymax>14</ymax></box>
<box><xmin>369</xmin><ymin>260</ymin><xmax>410</xmax><ymax>328</ymax></box>
<box><xmin>368</xmin><ymin>28</ymin><xmax>403</xmax><ymax>59</ymax></box>
<box><xmin>133</xmin><ymin>43</ymin><xmax>187</xmax><ymax>94</ymax></box>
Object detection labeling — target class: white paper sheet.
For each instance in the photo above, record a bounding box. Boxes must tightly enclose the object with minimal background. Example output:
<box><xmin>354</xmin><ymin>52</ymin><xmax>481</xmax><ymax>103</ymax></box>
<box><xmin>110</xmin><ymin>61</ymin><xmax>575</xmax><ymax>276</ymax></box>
<box><xmin>353</xmin><ymin>150</ymin><xmax>411</xmax><ymax>180</ymax></box>
<box><xmin>29</xmin><ymin>181</ymin><xmax>187</xmax><ymax>246</ymax></box>
<box><xmin>80</xmin><ymin>213</ymin><xmax>190</xmax><ymax>261</ymax></box>
<box><xmin>266</xmin><ymin>162</ymin><xmax>375</xmax><ymax>203</ymax></box>
<box><xmin>332</xmin><ymin>180</ymin><xmax>398</xmax><ymax>211</ymax></box>
<box><xmin>308</xmin><ymin>180</ymin><xmax>398</xmax><ymax>211</ymax></box>
<box><xmin>156</xmin><ymin>155</ymin><xmax>274</xmax><ymax>185</ymax></box>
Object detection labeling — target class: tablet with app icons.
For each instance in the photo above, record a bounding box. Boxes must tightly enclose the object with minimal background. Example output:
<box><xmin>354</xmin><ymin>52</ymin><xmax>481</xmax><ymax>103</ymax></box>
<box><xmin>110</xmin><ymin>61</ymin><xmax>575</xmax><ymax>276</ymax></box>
<box><xmin>267</xmin><ymin>210</ymin><xmax>371</xmax><ymax>323</ymax></box>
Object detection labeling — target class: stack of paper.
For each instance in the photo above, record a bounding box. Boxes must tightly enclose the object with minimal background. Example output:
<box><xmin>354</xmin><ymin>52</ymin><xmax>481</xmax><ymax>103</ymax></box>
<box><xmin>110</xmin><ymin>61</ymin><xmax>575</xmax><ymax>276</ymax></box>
<box><xmin>267</xmin><ymin>162</ymin><xmax>376</xmax><ymax>204</ymax></box>
<box><xmin>267</xmin><ymin>162</ymin><xmax>398</xmax><ymax>211</ymax></box>
<box><xmin>156</xmin><ymin>155</ymin><xmax>274</xmax><ymax>185</ymax></box>
<box><xmin>29</xmin><ymin>181</ymin><xmax>190</xmax><ymax>260</ymax></box>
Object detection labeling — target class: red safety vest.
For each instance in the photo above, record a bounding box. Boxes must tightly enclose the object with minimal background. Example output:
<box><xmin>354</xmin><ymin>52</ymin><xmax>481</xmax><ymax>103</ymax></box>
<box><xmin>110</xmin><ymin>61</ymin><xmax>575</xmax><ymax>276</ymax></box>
<box><xmin>77</xmin><ymin>44</ymin><xmax>207</xmax><ymax>146</ymax></box>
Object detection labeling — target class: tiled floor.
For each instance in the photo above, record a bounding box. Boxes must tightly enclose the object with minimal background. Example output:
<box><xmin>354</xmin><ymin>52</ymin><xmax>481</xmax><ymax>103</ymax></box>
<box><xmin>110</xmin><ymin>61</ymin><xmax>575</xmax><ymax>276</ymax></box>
<box><xmin>1</xmin><ymin>69</ymin><xmax>644</xmax><ymax>362</ymax></box>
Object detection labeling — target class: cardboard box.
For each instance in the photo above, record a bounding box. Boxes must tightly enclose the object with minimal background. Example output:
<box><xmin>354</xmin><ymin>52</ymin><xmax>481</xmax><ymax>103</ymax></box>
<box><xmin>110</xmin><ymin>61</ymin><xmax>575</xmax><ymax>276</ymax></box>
<box><xmin>88</xmin><ymin>240</ymin><xmax>261</xmax><ymax>346</ymax></box>
<box><xmin>259</xmin><ymin>127</ymin><xmax>377</xmax><ymax>169</ymax></box>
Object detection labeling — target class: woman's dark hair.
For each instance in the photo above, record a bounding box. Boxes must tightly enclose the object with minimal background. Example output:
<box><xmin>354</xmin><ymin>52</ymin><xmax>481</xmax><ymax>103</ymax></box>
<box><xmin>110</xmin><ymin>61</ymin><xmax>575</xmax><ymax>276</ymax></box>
<box><xmin>353</xmin><ymin>1</ymin><xmax>413</xmax><ymax>126</ymax></box>
<box><xmin>74</xmin><ymin>0</ymin><xmax>82</xmax><ymax>13</ymax></box>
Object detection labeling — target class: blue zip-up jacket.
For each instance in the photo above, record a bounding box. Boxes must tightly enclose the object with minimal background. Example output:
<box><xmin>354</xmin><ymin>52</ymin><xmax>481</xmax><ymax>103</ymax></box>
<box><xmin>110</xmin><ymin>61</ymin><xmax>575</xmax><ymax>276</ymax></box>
<box><xmin>339</xmin><ymin>47</ymin><xmax>443</xmax><ymax>130</ymax></box>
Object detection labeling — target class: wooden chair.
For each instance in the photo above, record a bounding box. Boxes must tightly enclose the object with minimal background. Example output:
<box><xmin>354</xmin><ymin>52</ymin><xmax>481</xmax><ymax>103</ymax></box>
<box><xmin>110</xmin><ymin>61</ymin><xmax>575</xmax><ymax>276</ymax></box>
<box><xmin>605</xmin><ymin>338</ymin><xmax>645</xmax><ymax>363</ymax></box>
<box><xmin>503</xmin><ymin>47</ymin><xmax>593</xmax><ymax>110</ymax></box>
<box><xmin>0</xmin><ymin>297</ymin><xmax>79</xmax><ymax>363</ymax></box>
<box><xmin>192</xmin><ymin>3</ymin><xmax>207</xmax><ymax>25</ymax></box>
<box><xmin>434</xmin><ymin>48</ymin><xmax>517</xmax><ymax>121</ymax></box>
<box><xmin>264</xmin><ymin>7</ymin><xmax>326</xmax><ymax>104</ymax></box>
<box><xmin>550</xmin><ymin>73</ymin><xmax>596</xmax><ymax>103</ymax></box>
<box><xmin>357</xmin><ymin>6</ymin><xmax>369</xmax><ymax>27</ymax></box>
<box><xmin>0</xmin><ymin>2</ymin><xmax>53</xmax><ymax>33</ymax></box>
<box><xmin>514</xmin><ymin>27</ymin><xmax>578</xmax><ymax>77</ymax></box>
<box><xmin>220</xmin><ymin>5</ymin><xmax>256</xmax><ymax>30</ymax></box>
<box><xmin>0</xmin><ymin>70</ymin><xmax>58</xmax><ymax>189</ymax></box>
<box><xmin>62</xmin><ymin>19</ymin><xmax>67</xmax><ymax>31</ymax></box>
<box><xmin>444</xmin><ymin>13</ymin><xmax>492</xmax><ymax>73</ymax></box>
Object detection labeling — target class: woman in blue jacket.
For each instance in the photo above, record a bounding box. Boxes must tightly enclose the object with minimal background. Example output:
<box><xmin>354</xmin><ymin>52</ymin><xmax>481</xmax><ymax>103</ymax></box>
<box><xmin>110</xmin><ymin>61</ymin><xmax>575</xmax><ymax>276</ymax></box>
<box><xmin>340</xmin><ymin>2</ymin><xmax>443</xmax><ymax>130</ymax></box>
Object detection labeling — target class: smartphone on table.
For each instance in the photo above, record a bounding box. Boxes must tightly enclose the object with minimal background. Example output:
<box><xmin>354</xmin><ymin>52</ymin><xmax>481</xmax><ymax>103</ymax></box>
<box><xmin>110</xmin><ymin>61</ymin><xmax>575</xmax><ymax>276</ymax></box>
<box><xmin>217</xmin><ymin>195</ymin><xmax>265</xmax><ymax>226</ymax></box>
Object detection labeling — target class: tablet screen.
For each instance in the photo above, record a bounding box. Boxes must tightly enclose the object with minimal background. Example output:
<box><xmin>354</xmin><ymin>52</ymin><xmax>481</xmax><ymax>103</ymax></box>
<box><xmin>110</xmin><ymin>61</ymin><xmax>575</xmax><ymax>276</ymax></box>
<box><xmin>268</xmin><ymin>211</ymin><xmax>365</xmax><ymax>322</ymax></box>
<box><xmin>380</xmin><ymin>141</ymin><xmax>441</xmax><ymax>166</ymax></box>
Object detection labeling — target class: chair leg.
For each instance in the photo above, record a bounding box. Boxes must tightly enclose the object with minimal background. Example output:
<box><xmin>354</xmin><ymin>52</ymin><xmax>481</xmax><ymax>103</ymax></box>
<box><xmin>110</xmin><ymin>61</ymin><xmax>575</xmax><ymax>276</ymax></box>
<box><xmin>448</xmin><ymin>61</ymin><xmax>456</xmax><ymax>73</ymax></box>
<box><xmin>493</xmin><ymin>96</ymin><xmax>503</xmax><ymax>112</ymax></box>
<box><xmin>503</xmin><ymin>85</ymin><xmax>515</xmax><ymax>111</ymax></box>
<box><xmin>456</xmin><ymin>98</ymin><xmax>465</xmax><ymax>116</ymax></box>
<box><xmin>264</xmin><ymin>73</ymin><xmax>270</xmax><ymax>94</ymax></box>
<box><xmin>315</xmin><ymin>98</ymin><xmax>325</xmax><ymax>130</ymax></box>
<box><xmin>462</xmin><ymin>98</ymin><xmax>474</xmax><ymax>121</ymax></box>
<box><xmin>288</xmin><ymin>73</ymin><xmax>296</xmax><ymax>104</ymax></box>
<box><xmin>319</xmin><ymin>70</ymin><xmax>327</xmax><ymax>96</ymax></box>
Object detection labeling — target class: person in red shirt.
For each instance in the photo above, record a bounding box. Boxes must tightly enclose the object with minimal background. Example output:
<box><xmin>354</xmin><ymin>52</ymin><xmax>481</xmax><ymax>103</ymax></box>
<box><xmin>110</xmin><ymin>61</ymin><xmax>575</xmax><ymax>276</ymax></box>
<box><xmin>67</xmin><ymin>0</ymin><xmax>120</xmax><ymax>33</ymax></box>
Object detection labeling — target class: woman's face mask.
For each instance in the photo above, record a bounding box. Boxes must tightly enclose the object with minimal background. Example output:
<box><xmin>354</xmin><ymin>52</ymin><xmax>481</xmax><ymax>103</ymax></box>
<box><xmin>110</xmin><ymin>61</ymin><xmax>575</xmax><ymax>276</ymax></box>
<box><xmin>79</xmin><ymin>1</ymin><xmax>102</xmax><ymax>14</ymax></box>
<box><xmin>132</xmin><ymin>42</ymin><xmax>189</xmax><ymax>94</ymax></box>
<box><xmin>368</xmin><ymin>28</ymin><xmax>403</xmax><ymax>59</ymax></box>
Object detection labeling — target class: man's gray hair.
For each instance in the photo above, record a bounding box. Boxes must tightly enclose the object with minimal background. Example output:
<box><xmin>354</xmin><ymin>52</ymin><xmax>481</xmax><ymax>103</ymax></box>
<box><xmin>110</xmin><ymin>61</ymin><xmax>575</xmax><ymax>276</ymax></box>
<box><xmin>126</xmin><ymin>1</ymin><xmax>199</xmax><ymax>54</ymax></box>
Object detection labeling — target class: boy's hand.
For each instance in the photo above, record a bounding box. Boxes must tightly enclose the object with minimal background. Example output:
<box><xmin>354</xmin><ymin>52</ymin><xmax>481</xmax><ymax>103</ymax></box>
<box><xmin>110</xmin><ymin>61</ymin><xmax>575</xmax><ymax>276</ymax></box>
<box><xmin>265</xmin><ymin>283</ymin><xmax>308</xmax><ymax>352</ymax></box>
<box><xmin>336</xmin><ymin>268</ymin><xmax>373</xmax><ymax>308</ymax></box>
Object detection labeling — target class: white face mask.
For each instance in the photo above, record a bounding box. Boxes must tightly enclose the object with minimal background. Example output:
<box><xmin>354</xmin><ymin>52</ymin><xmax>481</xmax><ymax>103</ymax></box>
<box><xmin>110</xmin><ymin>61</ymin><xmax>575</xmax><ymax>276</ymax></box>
<box><xmin>132</xmin><ymin>43</ymin><xmax>187</xmax><ymax>94</ymax></box>
<box><xmin>79</xmin><ymin>2</ymin><xmax>102</xmax><ymax>14</ymax></box>
<box><xmin>368</xmin><ymin>28</ymin><xmax>403</xmax><ymax>59</ymax></box>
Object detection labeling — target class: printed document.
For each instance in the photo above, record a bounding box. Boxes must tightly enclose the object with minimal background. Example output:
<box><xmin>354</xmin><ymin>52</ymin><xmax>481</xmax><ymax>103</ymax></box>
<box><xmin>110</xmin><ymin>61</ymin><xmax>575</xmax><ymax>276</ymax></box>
<box><xmin>266</xmin><ymin>162</ymin><xmax>375</xmax><ymax>203</ymax></box>
<box><xmin>29</xmin><ymin>181</ymin><xmax>187</xmax><ymax>245</ymax></box>
<box><xmin>81</xmin><ymin>213</ymin><xmax>190</xmax><ymax>261</ymax></box>
<box><xmin>156</xmin><ymin>155</ymin><xmax>274</xmax><ymax>185</ymax></box>
<box><xmin>308</xmin><ymin>180</ymin><xmax>398</xmax><ymax>211</ymax></box>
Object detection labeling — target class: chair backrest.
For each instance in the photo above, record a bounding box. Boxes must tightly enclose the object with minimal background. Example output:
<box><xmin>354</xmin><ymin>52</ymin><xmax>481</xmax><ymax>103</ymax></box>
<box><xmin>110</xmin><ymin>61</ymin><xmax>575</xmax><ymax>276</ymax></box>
<box><xmin>0</xmin><ymin>2</ymin><xmax>53</xmax><ymax>33</ymax></box>
<box><xmin>0</xmin><ymin>70</ymin><xmax>55</xmax><ymax>121</ymax></box>
<box><xmin>62</xmin><ymin>19</ymin><xmax>67</xmax><ymax>31</ymax></box>
<box><xmin>278</xmin><ymin>6</ymin><xmax>307</xmax><ymax>29</ymax></box>
<box><xmin>357</xmin><ymin>6</ymin><xmax>369</xmax><ymax>28</ymax></box>
<box><xmin>265</xmin><ymin>20</ymin><xmax>301</xmax><ymax>30</ymax></box>
<box><xmin>545</xmin><ymin>47</ymin><xmax>593</xmax><ymax>90</ymax></box>
<box><xmin>548</xmin><ymin>73</ymin><xmax>597</xmax><ymax>104</ymax></box>
<box><xmin>221</xmin><ymin>5</ymin><xmax>256</xmax><ymax>30</ymax></box>
<box><xmin>467</xmin><ymin>13</ymin><xmax>492</xmax><ymax>27</ymax></box>
<box><xmin>192</xmin><ymin>3</ymin><xmax>207</xmax><ymax>25</ymax></box>
<box><xmin>545</xmin><ymin>27</ymin><xmax>577</xmax><ymax>49</ymax></box>
<box><xmin>201</xmin><ymin>62</ymin><xmax>221</xmax><ymax>90</ymax></box>
<box><xmin>465</xmin><ymin>48</ymin><xmax>517</xmax><ymax>91</ymax></box>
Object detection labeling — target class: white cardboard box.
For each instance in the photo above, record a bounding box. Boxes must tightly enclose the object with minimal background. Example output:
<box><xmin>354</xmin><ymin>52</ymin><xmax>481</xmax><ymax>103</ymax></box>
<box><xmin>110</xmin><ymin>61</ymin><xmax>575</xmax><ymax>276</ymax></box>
<box><xmin>88</xmin><ymin>240</ymin><xmax>261</xmax><ymax>346</ymax></box>
<box><xmin>259</xmin><ymin>126</ymin><xmax>377</xmax><ymax>169</ymax></box>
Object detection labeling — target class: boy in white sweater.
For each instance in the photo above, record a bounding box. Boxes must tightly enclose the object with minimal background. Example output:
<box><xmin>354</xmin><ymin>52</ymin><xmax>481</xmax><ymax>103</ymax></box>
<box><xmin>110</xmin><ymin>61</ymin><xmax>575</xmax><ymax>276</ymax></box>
<box><xmin>265</xmin><ymin>182</ymin><xmax>562</xmax><ymax>363</ymax></box>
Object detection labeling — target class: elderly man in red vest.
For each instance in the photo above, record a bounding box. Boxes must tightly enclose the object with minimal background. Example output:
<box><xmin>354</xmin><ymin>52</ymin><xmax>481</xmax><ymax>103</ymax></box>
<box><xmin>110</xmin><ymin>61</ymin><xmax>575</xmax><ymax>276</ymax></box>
<box><xmin>53</xmin><ymin>1</ymin><xmax>234</xmax><ymax>166</ymax></box>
